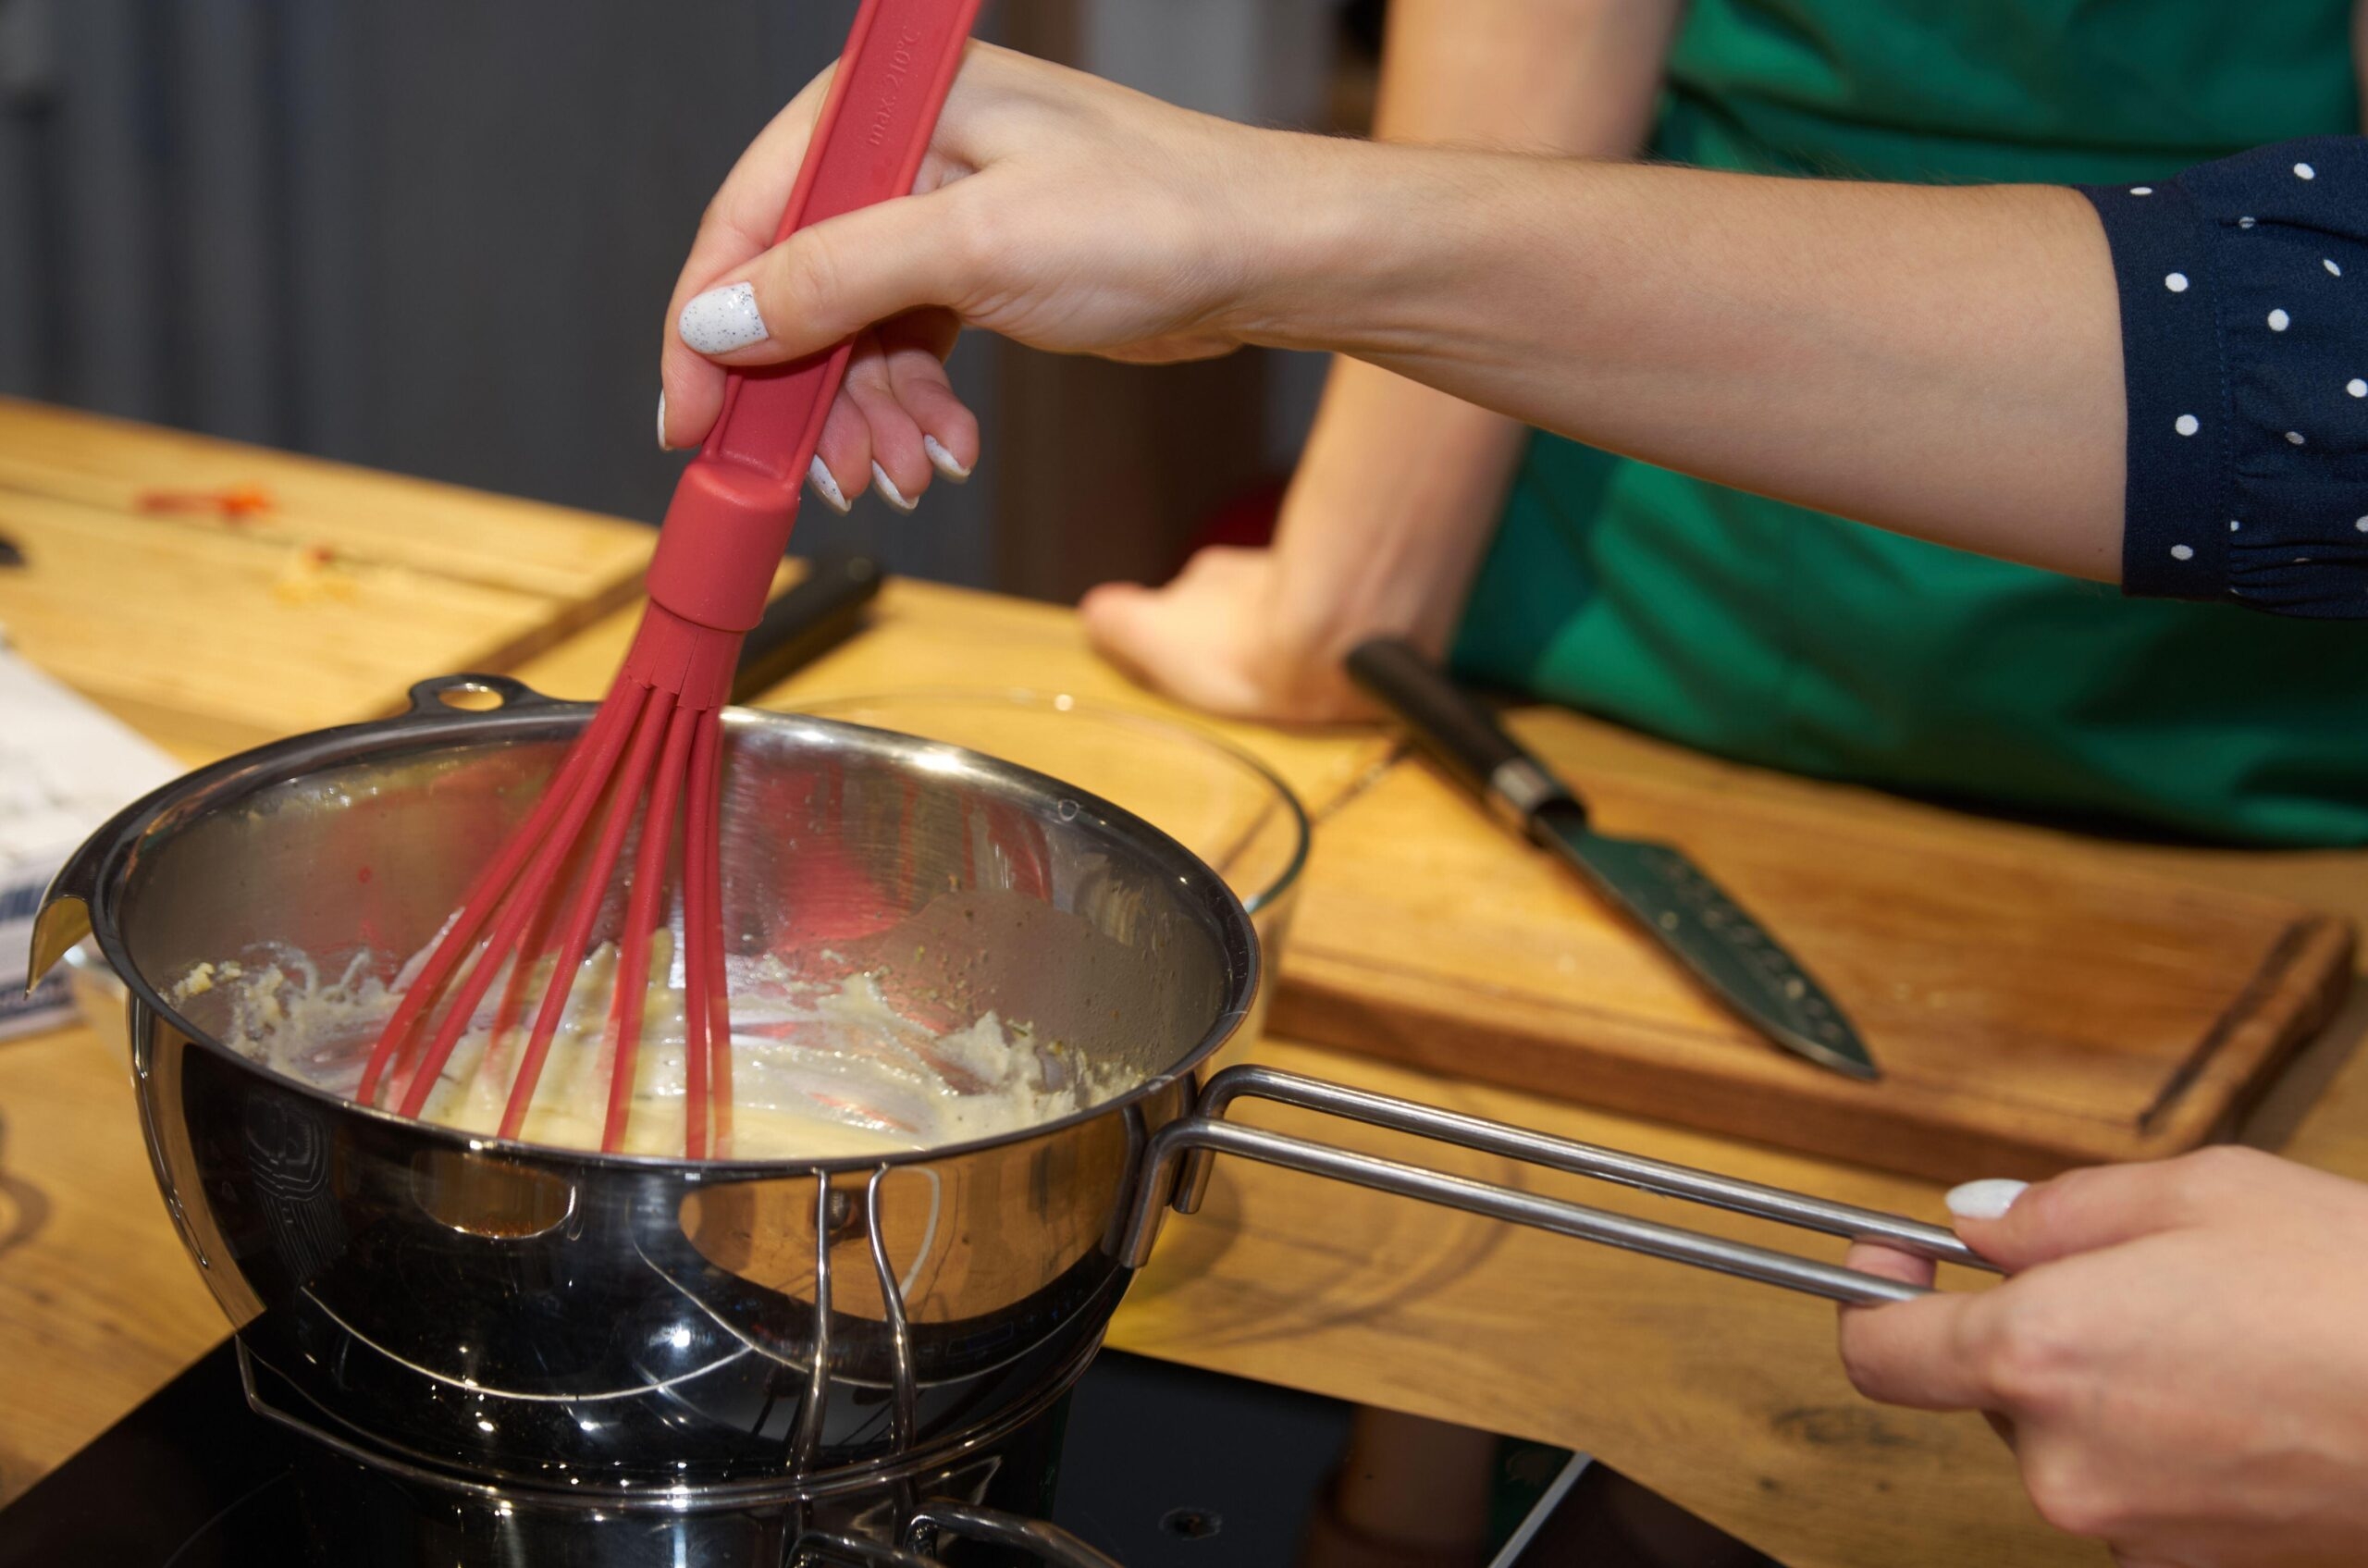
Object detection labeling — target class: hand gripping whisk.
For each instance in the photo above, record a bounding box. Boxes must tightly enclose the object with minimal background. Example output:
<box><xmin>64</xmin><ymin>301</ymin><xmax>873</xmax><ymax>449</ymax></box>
<box><xmin>354</xmin><ymin>0</ymin><xmax>981</xmax><ymax>1156</ymax></box>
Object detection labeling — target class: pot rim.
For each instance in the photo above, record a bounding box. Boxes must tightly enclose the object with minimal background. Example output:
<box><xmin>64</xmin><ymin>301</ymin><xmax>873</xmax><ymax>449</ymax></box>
<box><xmin>787</xmin><ymin>685</ymin><xmax>1312</xmax><ymax>920</ymax></box>
<box><xmin>44</xmin><ymin>673</ymin><xmax>1260</xmax><ymax>1178</ymax></box>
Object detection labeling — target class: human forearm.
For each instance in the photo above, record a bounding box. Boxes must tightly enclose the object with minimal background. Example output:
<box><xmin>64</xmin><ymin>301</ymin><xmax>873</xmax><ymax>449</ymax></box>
<box><xmin>1270</xmin><ymin>1</ymin><xmax>1679</xmax><ymax>666</ymax></box>
<box><xmin>1265</xmin><ymin>363</ymin><xmax>1523</xmax><ymax>658</ymax></box>
<box><xmin>1246</xmin><ymin>149</ymin><xmax>2127</xmax><ymax>580</ymax></box>
<box><xmin>1370</xmin><ymin>0</ymin><xmax>1679</xmax><ymax>149</ymax></box>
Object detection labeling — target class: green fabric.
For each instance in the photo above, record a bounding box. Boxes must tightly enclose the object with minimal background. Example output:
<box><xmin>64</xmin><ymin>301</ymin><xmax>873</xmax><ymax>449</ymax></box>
<box><xmin>1451</xmin><ymin>0</ymin><xmax>2368</xmax><ymax>846</ymax></box>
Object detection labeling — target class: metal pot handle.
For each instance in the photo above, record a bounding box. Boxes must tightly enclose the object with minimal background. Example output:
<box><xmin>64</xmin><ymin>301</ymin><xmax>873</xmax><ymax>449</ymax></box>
<box><xmin>1120</xmin><ymin>1065</ymin><xmax>1996</xmax><ymax>1307</ymax></box>
<box><xmin>791</xmin><ymin>1501</ymin><xmax>1122</xmax><ymax>1568</ymax></box>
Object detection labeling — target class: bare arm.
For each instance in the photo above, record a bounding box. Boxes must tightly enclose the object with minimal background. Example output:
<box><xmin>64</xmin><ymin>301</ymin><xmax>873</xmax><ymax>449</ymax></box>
<box><xmin>664</xmin><ymin>46</ymin><xmax>2126</xmax><ymax>585</ymax></box>
<box><xmin>1257</xmin><ymin>154</ymin><xmax>2126</xmax><ymax>579</ymax></box>
<box><xmin>1079</xmin><ymin>0</ymin><xmax>1684</xmax><ymax>718</ymax></box>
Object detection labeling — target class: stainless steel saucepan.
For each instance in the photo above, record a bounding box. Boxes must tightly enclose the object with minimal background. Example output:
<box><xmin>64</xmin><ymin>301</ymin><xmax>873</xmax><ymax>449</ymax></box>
<box><xmin>29</xmin><ymin>675</ymin><xmax>1986</xmax><ymax>1519</ymax></box>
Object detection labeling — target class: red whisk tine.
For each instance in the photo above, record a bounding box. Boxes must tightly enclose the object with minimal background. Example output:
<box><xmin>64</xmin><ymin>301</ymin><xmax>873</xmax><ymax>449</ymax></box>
<box><xmin>599</xmin><ymin>702</ymin><xmax>698</xmax><ymax>1154</ymax></box>
<box><xmin>698</xmin><ymin>713</ymin><xmax>734</xmax><ymax>1155</ymax></box>
<box><xmin>357</xmin><ymin>691</ymin><xmax>634</xmax><ymax>1109</ymax></box>
<box><xmin>393</xmin><ymin>687</ymin><xmax>664</xmax><ymax>1120</ymax></box>
<box><xmin>494</xmin><ymin>685</ymin><xmax>672</xmax><ymax>1139</ymax></box>
<box><xmin>681</xmin><ymin>711</ymin><xmax>726</xmax><ymax>1160</ymax></box>
<box><xmin>482</xmin><ymin>891</ymin><xmax>555</xmax><ymax>1084</ymax></box>
<box><xmin>682</xmin><ymin>720</ymin><xmax>715</xmax><ymax>1160</ymax></box>
<box><xmin>376</xmin><ymin>0</ymin><xmax>980</xmax><ymax>1154</ymax></box>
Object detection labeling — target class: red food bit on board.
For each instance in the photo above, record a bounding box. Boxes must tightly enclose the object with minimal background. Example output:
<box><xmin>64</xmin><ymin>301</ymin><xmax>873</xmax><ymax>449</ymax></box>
<box><xmin>136</xmin><ymin>483</ymin><xmax>277</xmax><ymax>521</ymax></box>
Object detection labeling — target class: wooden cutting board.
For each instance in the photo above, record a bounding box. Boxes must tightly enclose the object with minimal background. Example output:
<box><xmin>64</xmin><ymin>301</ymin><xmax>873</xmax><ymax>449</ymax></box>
<box><xmin>1273</xmin><ymin>708</ymin><xmax>2355</xmax><ymax>1181</ymax></box>
<box><xmin>0</xmin><ymin>399</ymin><xmax>651</xmax><ymax>759</ymax></box>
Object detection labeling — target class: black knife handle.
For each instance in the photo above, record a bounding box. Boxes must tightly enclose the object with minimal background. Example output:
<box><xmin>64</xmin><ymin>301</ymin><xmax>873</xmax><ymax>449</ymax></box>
<box><xmin>730</xmin><ymin>553</ymin><xmax>883</xmax><ymax>704</ymax></box>
<box><xmin>1346</xmin><ymin>636</ymin><xmax>1583</xmax><ymax>829</ymax></box>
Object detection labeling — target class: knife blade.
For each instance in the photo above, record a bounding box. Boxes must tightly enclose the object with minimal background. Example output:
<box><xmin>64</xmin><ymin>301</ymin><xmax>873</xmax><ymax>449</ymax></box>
<box><xmin>1346</xmin><ymin>637</ymin><xmax>1879</xmax><ymax>1081</ymax></box>
<box><xmin>729</xmin><ymin>553</ymin><xmax>883</xmax><ymax>704</ymax></box>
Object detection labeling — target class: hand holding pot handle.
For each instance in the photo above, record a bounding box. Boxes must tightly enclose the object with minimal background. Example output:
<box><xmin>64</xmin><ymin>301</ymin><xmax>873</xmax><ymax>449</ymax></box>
<box><xmin>1837</xmin><ymin>1147</ymin><xmax>2368</xmax><ymax>1561</ymax></box>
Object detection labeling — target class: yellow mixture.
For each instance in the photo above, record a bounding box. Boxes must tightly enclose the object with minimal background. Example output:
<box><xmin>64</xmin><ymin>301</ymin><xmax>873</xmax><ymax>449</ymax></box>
<box><xmin>179</xmin><ymin>937</ymin><xmax>1100</xmax><ymax>1159</ymax></box>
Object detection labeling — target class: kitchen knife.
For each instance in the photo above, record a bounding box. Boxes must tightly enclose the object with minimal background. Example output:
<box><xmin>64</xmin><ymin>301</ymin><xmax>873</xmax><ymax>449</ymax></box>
<box><xmin>1346</xmin><ymin>636</ymin><xmax>1879</xmax><ymax>1081</ymax></box>
<box><xmin>729</xmin><ymin>553</ymin><xmax>883</xmax><ymax>704</ymax></box>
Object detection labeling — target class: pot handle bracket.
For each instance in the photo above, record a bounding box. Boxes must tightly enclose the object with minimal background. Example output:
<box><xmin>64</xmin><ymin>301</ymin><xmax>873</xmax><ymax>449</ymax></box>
<box><xmin>402</xmin><ymin>673</ymin><xmax>564</xmax><ymax>717</ymax></box>
<box><xmin>791</xmin><ymin>1502</ymin><xmax>1122</xmax><ymax>1568</ymax></box>
<box><xmin>1123</xmin><ymin>1065</ymin><xmax>1995</xmax><ymax>1307</ymax></box>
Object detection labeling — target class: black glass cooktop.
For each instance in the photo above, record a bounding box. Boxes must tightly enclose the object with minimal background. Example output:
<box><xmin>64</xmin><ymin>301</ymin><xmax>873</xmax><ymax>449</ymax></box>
<box><xmin>0</xmin><ymin>1338</ymin><xmax>1783</xmax><ymax>1566</ymax></box>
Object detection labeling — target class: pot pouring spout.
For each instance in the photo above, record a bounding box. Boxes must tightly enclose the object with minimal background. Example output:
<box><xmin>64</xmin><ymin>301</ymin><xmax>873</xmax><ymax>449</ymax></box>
<box><xmin>28</xmin><ymin>891</ymin><xmax>92</xmax><ymax>994</ymax></box>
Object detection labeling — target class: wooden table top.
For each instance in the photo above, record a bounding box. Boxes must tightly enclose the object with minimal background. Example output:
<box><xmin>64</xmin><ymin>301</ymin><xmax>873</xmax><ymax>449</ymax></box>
<box><xmin>5</xmin><ymin>404</ymin><xmax>2365</xmax><ymax>1568</ymax></box>
<box><xmin>0</xmin><ymin>396</ymin><xmax>650</xmax><ymax>759</ymax></box>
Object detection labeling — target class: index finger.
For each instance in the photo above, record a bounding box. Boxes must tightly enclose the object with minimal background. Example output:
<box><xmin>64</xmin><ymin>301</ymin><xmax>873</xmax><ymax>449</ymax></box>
<box><xmin>1836</xmin><ymin>1248</ymin><xmax>1999</xmax><ymax>1414</ymax></box>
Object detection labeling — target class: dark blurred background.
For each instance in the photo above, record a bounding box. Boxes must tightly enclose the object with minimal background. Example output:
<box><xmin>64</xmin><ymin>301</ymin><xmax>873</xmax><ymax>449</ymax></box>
<box><xmin>0</xmin><ymin>0</ymin><xmax>1383</xmax><ymax>599</ymax></box>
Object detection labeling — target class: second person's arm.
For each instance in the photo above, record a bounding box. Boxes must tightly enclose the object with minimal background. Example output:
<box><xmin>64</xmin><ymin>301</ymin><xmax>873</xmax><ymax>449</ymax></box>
<box><xmin>1079</xmin><ymin>0</ymin><xmax>1684</xmax><ymax>719</ymax></box>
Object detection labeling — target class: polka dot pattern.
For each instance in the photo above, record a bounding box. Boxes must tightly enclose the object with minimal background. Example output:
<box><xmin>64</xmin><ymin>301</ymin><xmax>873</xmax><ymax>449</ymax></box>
<box><xmin>2079</xmin><ymin>137</ymin><xmax>2368</xmax><ymax>617</ymax></box>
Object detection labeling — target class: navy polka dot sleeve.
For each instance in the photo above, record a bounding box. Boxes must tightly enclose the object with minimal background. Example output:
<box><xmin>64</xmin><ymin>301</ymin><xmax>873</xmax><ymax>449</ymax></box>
<box><xmin>2081</xmin><ymin>138</ymin><xmax>2368</xmax><ymax>619</ymax></box>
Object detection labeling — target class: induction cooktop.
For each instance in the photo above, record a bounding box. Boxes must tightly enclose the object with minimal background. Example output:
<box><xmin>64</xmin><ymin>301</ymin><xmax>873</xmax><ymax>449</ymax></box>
<box><xmin>0</xmin><ymin>1336</ymin><xmax>1784</xmax><ymax>1566</ymax></box>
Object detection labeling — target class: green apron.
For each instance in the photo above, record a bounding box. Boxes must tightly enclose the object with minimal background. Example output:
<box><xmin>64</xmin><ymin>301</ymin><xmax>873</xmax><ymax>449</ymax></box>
<box><xmin>1451</xmin><ymin>0</ymin><xmax>2368</xmax><ymax>846</ymax></box>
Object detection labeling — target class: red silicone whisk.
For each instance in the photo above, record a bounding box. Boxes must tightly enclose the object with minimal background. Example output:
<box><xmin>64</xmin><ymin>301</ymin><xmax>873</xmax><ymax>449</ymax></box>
<box><xmin>356</xmin><ymin>0</ymin><xmax>981</xmax><ymax>1157</ymax></box>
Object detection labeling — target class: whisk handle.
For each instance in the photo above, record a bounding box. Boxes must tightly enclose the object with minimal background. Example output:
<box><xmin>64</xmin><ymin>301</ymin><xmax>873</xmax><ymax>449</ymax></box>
<box><xmin>649</xmin><ymin>0</ymin><xmax>980</xmax><ymax>632</ymax></box>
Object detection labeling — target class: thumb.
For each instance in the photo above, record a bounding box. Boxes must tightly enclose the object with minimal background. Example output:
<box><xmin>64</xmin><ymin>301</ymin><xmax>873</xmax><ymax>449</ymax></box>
<box><xmin>675</xmin><ymin>190</ymin><xmax>974</xmax><ymax>368</ymax></box>
<box><xmin>1945</xmin><ymin>1161</ymin><xmax>2200</xmax><ymax>1274</ymax></box>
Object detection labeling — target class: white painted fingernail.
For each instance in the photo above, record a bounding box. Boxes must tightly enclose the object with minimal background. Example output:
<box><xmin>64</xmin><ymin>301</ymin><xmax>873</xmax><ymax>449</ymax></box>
<box><xmin>923</xmin><ymin>435</ymin><xmax>971</xmax><ymax>483</ymax></box>
<box><xmin>1944</xmin><ymin>1179</ymin><xmax>2029</xmax><ymax>1221</ymax></box>
<box><xmin>807</xmin><ymin>455</ymin><xmax>850</xmax><ymax>514</ymax></box>
<box><xmin>678</xmin><ymin>282</ymin><xmax>769</xmax><ymax>355</ymax></box>
<box><xmin>871</xmin><ymin>461</ymin><xmax>916</xmax><ymax>512</ymax></box>
<box><xmin>656</xmin><ymin>389</ymin><xmax>672</xmax><ymax>451</ymax></box>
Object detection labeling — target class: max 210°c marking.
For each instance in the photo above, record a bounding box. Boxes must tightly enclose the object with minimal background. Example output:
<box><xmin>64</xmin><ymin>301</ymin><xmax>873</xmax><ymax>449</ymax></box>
<box><xmin>864</xmin><ymin>30</ymin><xmax>925</xmax><ymax>148</ymax></box>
